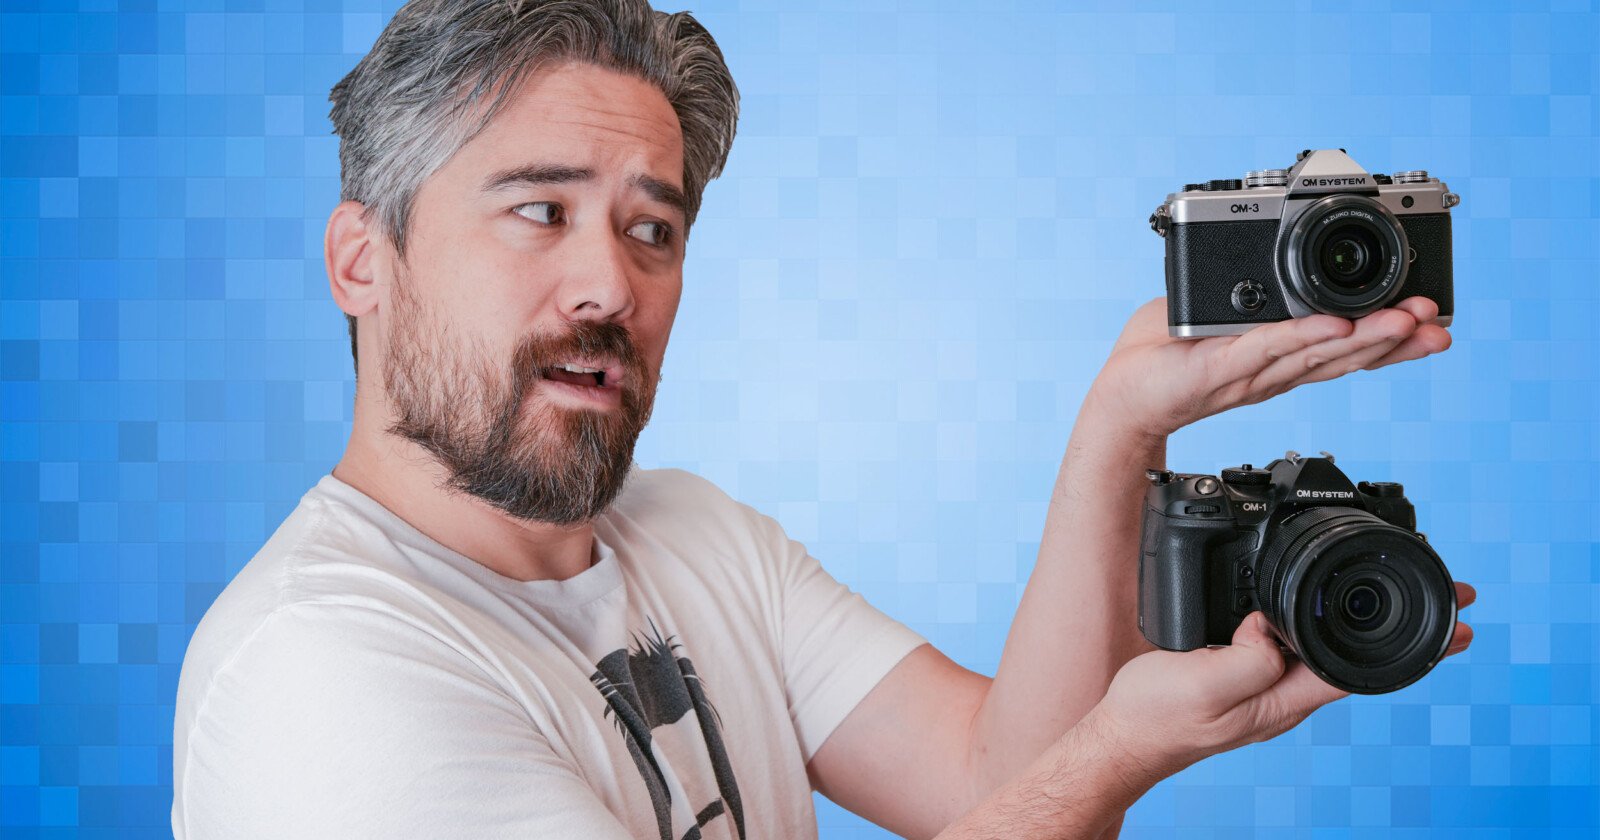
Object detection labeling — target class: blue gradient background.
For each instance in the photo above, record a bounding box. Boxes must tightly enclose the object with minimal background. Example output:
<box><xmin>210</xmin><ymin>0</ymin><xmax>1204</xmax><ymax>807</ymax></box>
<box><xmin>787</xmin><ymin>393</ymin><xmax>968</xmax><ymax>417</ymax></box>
<box><xmin>1</xmin><ymin>1</ymin><xmax>1596</xmax><ymax>837</ymax></box>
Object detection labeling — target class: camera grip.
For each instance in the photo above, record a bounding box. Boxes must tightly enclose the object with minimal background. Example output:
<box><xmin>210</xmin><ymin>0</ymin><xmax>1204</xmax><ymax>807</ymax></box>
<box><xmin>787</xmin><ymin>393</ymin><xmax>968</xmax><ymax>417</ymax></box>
<box><xmin>1139</xmin><ymin>507</ymin><xmax>1236</xmax><ymax>651</ymax></box>
<box><xmin>1396</xmin><ymin>212</ymin><xmax>1454</xmax><ymax>317</ymax></box>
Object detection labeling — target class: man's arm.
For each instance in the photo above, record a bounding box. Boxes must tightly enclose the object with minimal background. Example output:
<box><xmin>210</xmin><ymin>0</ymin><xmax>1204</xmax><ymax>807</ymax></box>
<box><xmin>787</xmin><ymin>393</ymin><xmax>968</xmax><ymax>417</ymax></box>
<box><xmin>930</xmin><ymin>616</ymin><xmax>1325</xmax><ymax>840</ymax></box>
<box><xmin>806</xmin><ymin>399</ymin><xmax>1159</xmax><ymax>839</ymax></box>
<box><xmin>919</xmin><ymin>395</ymin><xmax>1159</xmax><ymax>840</ymax></box>
<box><xmin>931</xmin><ymin>708</ymin><xmax>1151</xmax><ymax>840</ymax></box>
<box><xmin>966</xmin><ymin>393</ymin><xmax>1163</xmax><ymax>791</ymax></box>
<box><xmin>809</xmin><ymin>296</ymin><xmax>1457</xmax><ymax>837</ymax></box>
<box><xmin>828</xmin><ymin>605</ymin><xmax>1451</xmax><ymax>840</ymax></box>
<box><xmin>964</xmin><ymin>297</ymin><xmax>1454</xmax><ymax>800</ymax></box>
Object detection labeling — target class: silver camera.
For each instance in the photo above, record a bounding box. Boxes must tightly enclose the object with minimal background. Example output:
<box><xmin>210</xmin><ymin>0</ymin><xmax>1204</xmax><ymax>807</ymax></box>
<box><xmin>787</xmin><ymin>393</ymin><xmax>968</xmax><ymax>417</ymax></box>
<box><xmin>1149</xmin><ymin>149</ymin><xmax>1460</xmax><ymax>338</ymax></box>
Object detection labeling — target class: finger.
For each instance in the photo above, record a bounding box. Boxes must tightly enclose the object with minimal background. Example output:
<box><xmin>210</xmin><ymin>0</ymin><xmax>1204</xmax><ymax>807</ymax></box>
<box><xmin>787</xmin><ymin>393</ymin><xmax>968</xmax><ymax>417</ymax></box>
<box><xmin>1392</xmin><ymin>296</ymin><xmax>1440</xmax><ymax>325</ymax></box>
<box><xmin>1250</xmin><ymin>307</ymin><xmax>1419</xmax><ymax>395</ymax></box>
<box><xmin>1455</xmin><ymin>581</ymin><xmax>1476</xmax><ymax>610</ymax></box>
<box><xmin>1361</xmin><ymin>323</ymin><xmax>1452</xmax><ymax>371</ymax></box>
<box><xmin>1249</xmin><ymin>657</ymin><xmax>1351</xmax><ymax>730</ymax></box>
<box><xmin>1198</xmin><ymin>315</ymin><xmax>1353</xmax><ymax>384</ymax></box>
<box><xmin>1446</xmin><ymin>621</ymin><xmax>1474</xmax><ymax>656</ymax></box>
<box><xmin>1210</xmin><ymin>612</ymin><xmax>1289</xmax><ymax>700</ymax></box>
<box><xmin>1282</xmin><ymin>329</ymin><xmax>1409</xmax><ymax>391</ymax></box>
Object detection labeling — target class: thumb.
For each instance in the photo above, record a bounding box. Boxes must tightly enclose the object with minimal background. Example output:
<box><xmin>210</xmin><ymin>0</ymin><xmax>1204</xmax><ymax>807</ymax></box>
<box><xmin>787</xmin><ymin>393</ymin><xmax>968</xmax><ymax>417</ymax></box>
<box><xmin>1208</xmin><ymin>612</ymin><xmax>1288</xmax><ymax>701</ymax></box>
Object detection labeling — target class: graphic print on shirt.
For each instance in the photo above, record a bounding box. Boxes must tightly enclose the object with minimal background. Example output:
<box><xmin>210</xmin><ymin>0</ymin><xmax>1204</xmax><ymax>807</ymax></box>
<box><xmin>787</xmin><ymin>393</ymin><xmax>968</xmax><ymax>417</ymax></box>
<box><xmin>590</xmin><ymin>618</ymin><xmax>745</xmax><ymax>840</ymax></box>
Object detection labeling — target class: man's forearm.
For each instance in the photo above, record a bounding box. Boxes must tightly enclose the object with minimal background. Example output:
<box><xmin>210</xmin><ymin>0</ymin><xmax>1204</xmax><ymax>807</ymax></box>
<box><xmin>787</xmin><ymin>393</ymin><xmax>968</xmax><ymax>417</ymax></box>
<box><xmin>938</xmin><ymin>709</ymin><xmax>1158</xmax><ymax>840</ymax></box>
<box><xmin>965</xmin><ymin>386</ymin><xmax>1166</xmax><ymax>795</ymax></box>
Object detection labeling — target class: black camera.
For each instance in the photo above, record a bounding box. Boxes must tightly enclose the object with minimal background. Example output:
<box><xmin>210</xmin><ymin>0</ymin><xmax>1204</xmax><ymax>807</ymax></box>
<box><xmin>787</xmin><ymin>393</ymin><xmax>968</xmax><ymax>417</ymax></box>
<box><xmin>1138</xmin><ymin>451</ymin><xmax>1456</xmax><ymax>694</ymax></box>
<box><xmin>1148</xmin><ymin>149</ymin><xmax>1459</xmax><ymax>338</ymax></box>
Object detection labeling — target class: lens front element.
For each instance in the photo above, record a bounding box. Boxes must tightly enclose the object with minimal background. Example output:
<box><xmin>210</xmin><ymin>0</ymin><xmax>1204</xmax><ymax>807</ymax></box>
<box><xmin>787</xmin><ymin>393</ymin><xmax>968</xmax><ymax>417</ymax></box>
<box><xmin>1340</xmin><ymin>581</ymin><xmax>1385</xmax><ymax>626</ymax></box>
<box><xmin>1320</xmin><ymin>226</ymin><xmax>1384</xmax><ymax>291</ymax></box>
<box><xmin>1327</xmin><ymin>237</ymin><xmax>1367</xmax><ymax>277</ymax></box>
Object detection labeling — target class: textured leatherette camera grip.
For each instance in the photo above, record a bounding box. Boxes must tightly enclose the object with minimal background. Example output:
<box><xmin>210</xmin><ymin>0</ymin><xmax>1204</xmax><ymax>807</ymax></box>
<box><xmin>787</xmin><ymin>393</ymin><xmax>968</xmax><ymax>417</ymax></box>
<box><xmin>1139</xmin><ymin>506</ymin><xmax>1225</xmax><ymax>651</ymax></box>
<box><xmin>1165</xmin><ymin>220</ymin><xmax>1290</xmax><ymax>326</ymax></box>
<box><xmin>1397</xmin><ymin>213</ymin><xmax>1454</xmax><ymax>317</ymax></box>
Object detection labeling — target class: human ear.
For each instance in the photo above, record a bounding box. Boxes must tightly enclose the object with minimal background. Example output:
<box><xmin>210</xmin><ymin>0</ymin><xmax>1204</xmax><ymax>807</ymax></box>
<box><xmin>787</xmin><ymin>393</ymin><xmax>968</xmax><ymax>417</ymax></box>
<box><xmin>325</xmin><ymin>200</ymin><xmax>383</xmax><ymax>319</ymax></box>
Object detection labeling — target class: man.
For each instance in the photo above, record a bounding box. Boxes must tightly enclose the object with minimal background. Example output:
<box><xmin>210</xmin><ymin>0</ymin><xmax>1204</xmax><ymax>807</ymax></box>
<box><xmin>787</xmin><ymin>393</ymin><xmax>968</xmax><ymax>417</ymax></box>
<box><xmin>171</xmin><ymin>1</ymin><xmax>1475</xmax><ymax>838</ymax></box>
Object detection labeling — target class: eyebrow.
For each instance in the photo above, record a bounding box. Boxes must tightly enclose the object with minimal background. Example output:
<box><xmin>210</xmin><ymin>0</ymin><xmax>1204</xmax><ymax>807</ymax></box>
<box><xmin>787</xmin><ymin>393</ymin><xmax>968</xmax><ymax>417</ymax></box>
<box><xmin>480</xmin><ymin>163</ymin><xmax>688</xmax><ymax>220</ymax></box>
<box><xmin>629</xmin><ymin>174</ymin><xmax>688</xmax><ymax>220</ymax></box>
<box><xmin>481</xmin><ymin>163</ymin><xmax>594</xmax><ymax>193</ymax></box>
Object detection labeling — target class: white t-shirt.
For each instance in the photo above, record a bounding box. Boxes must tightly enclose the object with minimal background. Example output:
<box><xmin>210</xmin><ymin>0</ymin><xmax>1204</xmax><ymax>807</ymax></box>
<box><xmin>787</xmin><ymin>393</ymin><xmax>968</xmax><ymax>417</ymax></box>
<box><xmin>171</xmin><ymin>465</ymin><xmax>927</xmax><ymax>839</ymax></box>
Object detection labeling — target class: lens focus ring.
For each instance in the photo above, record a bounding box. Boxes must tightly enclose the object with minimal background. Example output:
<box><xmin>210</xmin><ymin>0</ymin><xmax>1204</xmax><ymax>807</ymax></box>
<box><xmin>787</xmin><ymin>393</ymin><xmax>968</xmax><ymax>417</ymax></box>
<box><xmin>1256</xmin><ymin>506</ymin><xmax>1456</xmax><ymax>694</ymax></box>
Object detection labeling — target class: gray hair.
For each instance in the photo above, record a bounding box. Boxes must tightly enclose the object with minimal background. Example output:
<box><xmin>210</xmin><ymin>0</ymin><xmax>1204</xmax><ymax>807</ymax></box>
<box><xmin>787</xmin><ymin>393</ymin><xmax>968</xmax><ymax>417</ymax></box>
<box><xmin>328</xmin><ymin>0</ymin><xmax>739</xmax><ymax>367</ymax></box>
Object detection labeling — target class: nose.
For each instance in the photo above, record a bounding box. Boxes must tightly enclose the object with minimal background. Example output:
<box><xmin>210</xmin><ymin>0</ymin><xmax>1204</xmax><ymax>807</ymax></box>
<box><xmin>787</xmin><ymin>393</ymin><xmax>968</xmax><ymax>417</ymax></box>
<box><xmin>557</xmin><ymin>222</ymin><xmax>636</xmax><ymax>323</ymax></box>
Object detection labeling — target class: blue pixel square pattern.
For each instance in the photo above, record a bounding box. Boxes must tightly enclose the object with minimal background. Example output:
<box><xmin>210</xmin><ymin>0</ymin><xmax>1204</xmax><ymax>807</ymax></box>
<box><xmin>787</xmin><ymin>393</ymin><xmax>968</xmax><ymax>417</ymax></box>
<box><xmin>0</xmin><ymin>1</ymin><xmax>1596</xmax><ymax>838</ymax></box>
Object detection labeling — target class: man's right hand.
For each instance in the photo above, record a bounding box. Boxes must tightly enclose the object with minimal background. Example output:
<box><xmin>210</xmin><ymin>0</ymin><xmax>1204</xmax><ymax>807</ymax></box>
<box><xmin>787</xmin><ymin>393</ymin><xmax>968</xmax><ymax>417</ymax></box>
<box><xmin>1089</xmin><ymin>610</ymin><xmax>1350</xmax><ymax>782</ymax></box>
<box><xmin>1094</xmin><ymin>586</ymin><xmax>1474</xmax><ymax>785</ymax></box>
<box><xmin>932</xmin><ymin>610</ymin><xmax>1350</xmax><ymax>840</ymax></box>
<box><xmin>935</xmin><ymin>586</ymin><xmax>1474</xmax><ymax>840</ymax></box>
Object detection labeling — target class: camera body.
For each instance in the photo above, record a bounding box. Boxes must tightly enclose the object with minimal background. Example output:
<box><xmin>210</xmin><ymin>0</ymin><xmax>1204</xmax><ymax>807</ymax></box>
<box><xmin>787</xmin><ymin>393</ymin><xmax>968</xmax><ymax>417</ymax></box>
<box><xmin>1138</xmin><ymin>451</ymin><xmax>1456</xmax><ymax>694</ymax></box>
<box><xmin>1149</xmin><ymin>149</ymin><xmax>1459</xmax><ymax>338</ymax></box>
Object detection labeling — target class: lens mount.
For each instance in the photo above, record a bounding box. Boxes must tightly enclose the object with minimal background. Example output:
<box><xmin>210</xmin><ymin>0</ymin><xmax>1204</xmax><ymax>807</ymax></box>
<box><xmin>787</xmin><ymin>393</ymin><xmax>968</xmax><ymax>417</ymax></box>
<box><xmin>1257</xmin><ymin>506</ymin><xmax>1456</xmax><ymax>694</ymax></box>
<box><xmin>1279</xmin><ymin>194</ymin><xmax>1410</xmax><ymax>318</ymax></box>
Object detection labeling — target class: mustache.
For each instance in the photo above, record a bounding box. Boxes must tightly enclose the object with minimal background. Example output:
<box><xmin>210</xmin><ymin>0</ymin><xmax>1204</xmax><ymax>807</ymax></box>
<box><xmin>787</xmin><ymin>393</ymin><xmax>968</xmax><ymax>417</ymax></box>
<box><xmin>509</xmin><ymin>320</ymin><xmax>646</xmax><ymax>389</ymax></box>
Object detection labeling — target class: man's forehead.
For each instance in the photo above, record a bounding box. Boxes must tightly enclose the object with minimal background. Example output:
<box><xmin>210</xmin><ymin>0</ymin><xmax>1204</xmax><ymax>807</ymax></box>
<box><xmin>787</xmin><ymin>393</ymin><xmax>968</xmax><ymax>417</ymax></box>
<box><xmin>466</xmin><ymin>62</ymin><xmax>684</xmax><ymax>180</ymax></box>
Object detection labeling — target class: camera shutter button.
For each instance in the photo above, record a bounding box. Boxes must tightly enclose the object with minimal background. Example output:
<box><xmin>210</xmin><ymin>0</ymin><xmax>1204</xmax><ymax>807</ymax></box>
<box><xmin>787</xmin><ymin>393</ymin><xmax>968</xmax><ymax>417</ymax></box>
<box><xmin>1194</xmin><ymin>477</ymin><xmax>1219</xmax><ymax>495</ymax></box>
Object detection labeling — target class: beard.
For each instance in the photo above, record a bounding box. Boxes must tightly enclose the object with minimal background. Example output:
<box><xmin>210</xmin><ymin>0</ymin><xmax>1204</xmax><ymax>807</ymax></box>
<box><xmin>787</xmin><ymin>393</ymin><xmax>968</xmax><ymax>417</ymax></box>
<box><xmin>382</xmin><ymin>277</ymin><xmax>657</xmax><ymax>525</ymax></box>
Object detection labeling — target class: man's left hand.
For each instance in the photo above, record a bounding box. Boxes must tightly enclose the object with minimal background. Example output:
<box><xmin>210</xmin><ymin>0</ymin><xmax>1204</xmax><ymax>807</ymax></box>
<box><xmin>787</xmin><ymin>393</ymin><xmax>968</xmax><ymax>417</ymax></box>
<box><xmin>1090</xmin><ymin>296</ymin><xmax>1453</xmax><ymax>439</ymax></box>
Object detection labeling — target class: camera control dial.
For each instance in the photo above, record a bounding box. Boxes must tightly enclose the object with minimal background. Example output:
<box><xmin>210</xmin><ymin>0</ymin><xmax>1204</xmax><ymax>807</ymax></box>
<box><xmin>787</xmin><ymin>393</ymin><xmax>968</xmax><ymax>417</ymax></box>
<box><xmin>1222</xmin><ymin>465</ymin><xmax>1272</xmax><ymax>486</ymax></box>
<box><xmin>1245</xmin><ymin>169</ymin><xmax>1289</xmax><ymax>188</ymax></box>
<box><xmin>1358</xmin><ymin>480</ymin><xmax>1406</xmax><ymax>498</ymax></box>
<box><xmin>1231</xmin><ymin>280</ymin><xmax>1267</xmax><ymax>314</ymax></box>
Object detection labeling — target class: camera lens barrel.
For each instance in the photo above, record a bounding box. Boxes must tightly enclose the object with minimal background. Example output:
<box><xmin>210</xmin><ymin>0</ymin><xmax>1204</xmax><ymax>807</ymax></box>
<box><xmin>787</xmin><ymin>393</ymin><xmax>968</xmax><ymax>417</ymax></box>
<box><xmin>1256</xmin><ymin>506</ymin><xmax>1456</xmax><ymax>694</ymax></box>
<box><xmin>1279</xmin><ymin>194</ymin><xmax>1410</xmax><ymax>318</ymax></box>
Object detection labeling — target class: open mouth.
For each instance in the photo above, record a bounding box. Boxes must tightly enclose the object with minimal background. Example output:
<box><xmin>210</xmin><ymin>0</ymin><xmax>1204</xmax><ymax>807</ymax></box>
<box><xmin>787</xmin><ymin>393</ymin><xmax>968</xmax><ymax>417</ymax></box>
<box><xmin>538</xmin><ymin>360</ymin><xmax>624</xmax><ymax>395</ymax></box>
<box><xmin>544</xmin><ymin>365</ymin><xmax>606</xmax><ymax>388</ymax></box>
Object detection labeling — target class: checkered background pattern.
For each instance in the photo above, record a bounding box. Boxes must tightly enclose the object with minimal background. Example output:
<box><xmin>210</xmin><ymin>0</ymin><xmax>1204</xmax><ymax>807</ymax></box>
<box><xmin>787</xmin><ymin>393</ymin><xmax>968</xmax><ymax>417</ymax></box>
<box><xmin>0</xmin><ymin>0</ymin><xmax>1595</xmax><ymax>837</ymax></box>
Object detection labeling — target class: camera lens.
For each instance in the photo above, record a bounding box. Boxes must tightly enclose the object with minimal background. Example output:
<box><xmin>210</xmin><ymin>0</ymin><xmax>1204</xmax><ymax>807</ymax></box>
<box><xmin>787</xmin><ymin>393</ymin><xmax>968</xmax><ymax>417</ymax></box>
<box><xmin>1279</xmin><ymin>194</ymin><xmax>1409</xmax><ymax>317</ymax></box>
<box><xmin>1256</xmin><ymin>506</ymin><xmax>1456</xmax><ymax>694</ymax></box>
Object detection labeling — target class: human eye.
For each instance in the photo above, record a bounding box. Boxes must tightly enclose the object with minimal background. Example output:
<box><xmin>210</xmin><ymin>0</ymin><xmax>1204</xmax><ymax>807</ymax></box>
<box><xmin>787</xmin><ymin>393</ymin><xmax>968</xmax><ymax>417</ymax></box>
<box><xmin>625</xmin><ymin>219</ymin><xmax>674</xmax><ymax>248</ymax></box>
<box><xmin>513</xmin><ymin>202</ymin><xmax>566</xmax><ymax>225</ymax></box>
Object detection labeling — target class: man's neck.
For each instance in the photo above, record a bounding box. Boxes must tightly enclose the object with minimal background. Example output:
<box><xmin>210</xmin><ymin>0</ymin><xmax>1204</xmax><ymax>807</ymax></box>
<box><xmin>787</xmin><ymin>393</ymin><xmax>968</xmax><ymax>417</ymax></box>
<box><xmin>333</xmin><ymin>399</ymin><xmax>599</xmax><ymax>584</ymax></box>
